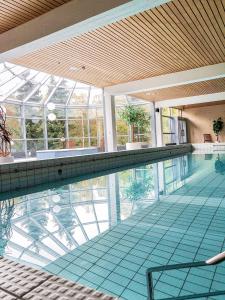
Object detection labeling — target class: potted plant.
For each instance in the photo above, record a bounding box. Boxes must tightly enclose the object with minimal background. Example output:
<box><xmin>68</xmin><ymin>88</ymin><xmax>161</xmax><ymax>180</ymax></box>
<box><xmin>119</xmin><ymin>105</ymin><xmax>150</xmax><ymax>150</ymax></box>
<box><xmin>0</xmin><ymin>105</ymin><xmax>14</xmax><ymax>163</ymax></box>
<box><xmin>213</xmin><ymin>117</ymin><xmax>224</xmax><ymax>143</ymax></box>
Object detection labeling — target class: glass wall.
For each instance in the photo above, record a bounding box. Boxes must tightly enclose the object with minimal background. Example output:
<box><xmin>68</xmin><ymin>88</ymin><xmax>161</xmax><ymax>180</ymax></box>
<box><xmin>115</xmin><ymin>95</ymin><xmax>152</xmax><ymax>148</ymax></box>
<box><xmin>0</xmin><ymin>63</ymin><xmax>154</xmax><ymax>157</ymax></box>
<box><xmin>0</xmin><ymin>63</ymin><xmax>104</xmax><ymax>157</ymax></box>
<box><xmin>162</xmin><ymin>107</ymin><xmax>180</xmax><ymax>145</ymax></box>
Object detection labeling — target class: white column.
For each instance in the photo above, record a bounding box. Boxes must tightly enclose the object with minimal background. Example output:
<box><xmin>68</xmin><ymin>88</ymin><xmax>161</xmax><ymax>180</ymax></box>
<box><xmin>157</xmin><ymin>161</ymin><xmax>165</xmax><ymax>195</ymax></box>
<box><xmin>103</xmin><ymin>92</ymin><xmax>117</xmax><ymax>152</ymax></box>
<box><xmin>150</xmin><ymin>102</ymin><xmax>157</xmax><ymax>147</ymax></box>
<box><xmin>155</xmin><ymin>107</ymin><xmax>163</xmax><ymax>147</ymax></box>
<box><xmin>107</xmin><ymin>174</ymin><xmax>120</xmax><ymax>227</ymax></box>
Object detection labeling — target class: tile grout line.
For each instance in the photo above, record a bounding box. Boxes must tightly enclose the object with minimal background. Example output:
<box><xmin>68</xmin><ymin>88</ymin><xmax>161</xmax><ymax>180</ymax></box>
<box><xmin>20</xmin><ymin>274</ymin><xmax>53</xmax><ymax>298</ymax></box>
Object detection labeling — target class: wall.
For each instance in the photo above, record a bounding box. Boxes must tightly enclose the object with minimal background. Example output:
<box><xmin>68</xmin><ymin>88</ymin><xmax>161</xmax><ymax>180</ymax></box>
<box><xmin>0</xmin><ymin>144</ymin><xmax>191</xmax><ymax>194</ymax></box>
<box><xmin>183</xmin><ymin>102</ymin><xmax>225</xmax><ymax>143</ymax></box>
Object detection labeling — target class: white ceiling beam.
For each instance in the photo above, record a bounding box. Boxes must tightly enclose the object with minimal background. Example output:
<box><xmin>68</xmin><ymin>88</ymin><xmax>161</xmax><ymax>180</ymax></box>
<box><xmin>0</xmin><ymin>0</ymin><xmax>172</xmax><ymax>62</ymax></box>
<box><xmin>105</xmin><ymin>63</ymin><xmax>225</xmax><ymax>95</ymax></box>
<box><xmin>155</xmin><ymin>92</ymin><xmax>225</xmax><ymax>108</ymax></box>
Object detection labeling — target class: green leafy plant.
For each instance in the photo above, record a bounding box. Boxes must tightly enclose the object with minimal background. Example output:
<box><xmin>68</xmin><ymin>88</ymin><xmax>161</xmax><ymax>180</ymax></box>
<box><xmin>213</xmin><ymin>117</ymin><xmax>224</xmax><ymax>142</ymax></box>
<box><xmin>124</xmin><ymin>168</ymin><xmax>153</xmax><ymax>203</ymax></box>
<box><xmin>119</xmin><ymin>105</ymin><xmax>150</xmax><ymax>142</ymax></box>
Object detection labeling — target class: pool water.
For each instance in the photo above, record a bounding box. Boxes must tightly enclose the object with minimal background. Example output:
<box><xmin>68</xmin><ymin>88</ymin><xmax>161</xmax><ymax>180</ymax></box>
<box><xmin>0</xmin><ymin>153</ymin><xmax>225</xmax><ymax>299</ymax></box>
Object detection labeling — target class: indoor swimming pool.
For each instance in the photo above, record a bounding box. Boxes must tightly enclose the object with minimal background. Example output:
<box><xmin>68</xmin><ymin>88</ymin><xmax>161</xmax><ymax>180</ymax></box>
<box><xmin>0</xmin><ymin>153</ymin><xmax>225</xmax><ymax>300</ymax></box>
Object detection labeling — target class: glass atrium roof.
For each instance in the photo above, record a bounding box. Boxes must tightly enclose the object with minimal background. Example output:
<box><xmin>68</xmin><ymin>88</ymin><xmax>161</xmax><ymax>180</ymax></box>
<box><xmin>0</xmin><ymin>62</ymin><xmax>148</xmax><ymax>108</ymax></box>
<box><xmin>0</xmin><ymin>62</ymin><xmax>103</xmax><ymax>107</ymax></box>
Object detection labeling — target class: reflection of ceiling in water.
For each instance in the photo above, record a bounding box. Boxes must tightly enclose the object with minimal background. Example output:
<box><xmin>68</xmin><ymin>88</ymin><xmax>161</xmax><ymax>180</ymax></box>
<box><xmin>0</xmin><ymin>157</ymin><xmax>192</xmax><ymax>269</ymax></box>
<box><xmin>0</xmin><ymin>167</ymin><xmax>156</xmax><ymax>269</ymax></box>
<box><xmin>0</xmin><ymin>184</ymin><xmax>111</xmax><ymax>268</ymax></box>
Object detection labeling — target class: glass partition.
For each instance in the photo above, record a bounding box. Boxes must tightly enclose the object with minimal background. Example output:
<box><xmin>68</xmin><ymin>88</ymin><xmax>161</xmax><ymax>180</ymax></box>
<box><xmin>0</xmin><ymin>62</ymin><xmax>105</xmax><ymax>158</ymax></box>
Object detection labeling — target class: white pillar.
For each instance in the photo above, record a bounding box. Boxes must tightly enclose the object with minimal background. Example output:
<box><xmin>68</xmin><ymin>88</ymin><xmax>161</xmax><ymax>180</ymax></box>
<box><xmin>107</xmin><ymin>174</ymin><xmax>120</xmax><ymax>227</ymax></box>
<box><xmin>155</xmin><ymin>107</ymin><xmax>163</xmax><ymax>147</ymax></box>
<box><xmin>103</xmin><ymin>92</ymin><xmax>117</xmax><ymax>152</ymax></box>
<box><xmin>150</xmin><ymin>102</ymin><xmax>157</xmax><ymax>147</ymax></box>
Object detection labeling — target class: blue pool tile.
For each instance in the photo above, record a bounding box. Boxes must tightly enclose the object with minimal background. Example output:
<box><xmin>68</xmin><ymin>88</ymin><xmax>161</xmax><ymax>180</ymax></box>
<box><xmin>121</xmin><ymin>288</ymin><xmax>147</xmax><ymax>300</ymax></box>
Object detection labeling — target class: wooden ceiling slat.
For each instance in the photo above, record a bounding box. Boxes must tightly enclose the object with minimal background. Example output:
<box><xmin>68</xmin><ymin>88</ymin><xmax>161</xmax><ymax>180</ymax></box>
<box><xmin>133</xmin><ymin>78</ymin><xmax>225</xmax><ymax>102</ymax></box>
<box><xmin>118</xmin><ymin>17</ymin><xmax>190</xmax><ymax>70</ymax></box>
<box><xmin>149</xmin><ymin>6</ymin><xmax>213</xmax><ymax>66</ymax></box>
<box><xmin>101</xmin><ymin>22</ymin><xmax>182</xmax><ymax>72</ymax></box>
<box><xmin>202</xmin><ymin>0</ymin><xmax>225</xmax><ymax>47</ymax></box>
<box><xmin>11</xmin><ymin>0</ymin><xmax>225</xmax><ymax>90</ymax></box>
<box><xmin>191</xmin><ymin>0</ymin><xmax>224</xmax><ymax>58</ymax></box>
<box><xmin>167</xmin><ymin>1</ymin><xmax>220</xmax><ymax>64</ymax></box>
<box><xmin>0</xmin><ymin>0</ymin><xmax>71</xmax><ymax>33</ymax></box>
<box><xmin>176</xmin><ymin>0</ymin><xmax>224</xmax><ymax>61</ymax></box>
<box><xmin>208</xmin><ymin>0</ymin><xmax>225</xmax><ymax>37</ymax></box>
<box><xmin>139</xmin><ymin>10</ymin><xmax>206</xmax><ymax>67</ymax></box>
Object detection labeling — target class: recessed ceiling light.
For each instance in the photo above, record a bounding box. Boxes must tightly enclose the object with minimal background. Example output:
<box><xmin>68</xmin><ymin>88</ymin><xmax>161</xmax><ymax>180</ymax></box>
<box><xmin>69</xmin><ymin>66</ymin><xmax>79</xmax><ymax>71</ymax></box>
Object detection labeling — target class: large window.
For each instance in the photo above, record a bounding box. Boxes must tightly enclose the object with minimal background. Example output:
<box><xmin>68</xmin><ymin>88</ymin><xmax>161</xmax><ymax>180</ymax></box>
<box><xmin>162</xmin><ymin>107</ymin><xmax>180</xmax><ymax>145</ymax></box>
<box><xmin>0</xmin><ymin>62</ymin><xmax>104</xmax><ymax>157</ymax></box>
<box><xmin>115</xmin><ymin>96</ymin><xmax>152</xmax><ymax>148</ymax></box>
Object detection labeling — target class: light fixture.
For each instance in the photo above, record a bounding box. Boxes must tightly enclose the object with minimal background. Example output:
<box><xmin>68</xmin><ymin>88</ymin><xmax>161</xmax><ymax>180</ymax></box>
<box><xmin>69</xmin><ymin>66</ymin><xmax>79</xmax><ymax>71</ymax></box>
<box><xmin>69</xmin><ymin>66</ymin><xmax>86</xmax><ymax>71</ymax></box>
<box><xmin>48</xmin><ymin>113</ymin><xmax>56</xmax><ymax>121</ymax></box>
<box><xmin>53</xmin><ymin>205</ymin><xmax>61</xmax><ymax>213</ymax></box>
<box><xmin>52</xmin><ymin>194</ymin><xmax>60</xmax><ymax>203</ymax></box>
<box><xmin>47</xmin><ymin>102</ymin><xmax>55</xmax><ymax>111</ymax></box>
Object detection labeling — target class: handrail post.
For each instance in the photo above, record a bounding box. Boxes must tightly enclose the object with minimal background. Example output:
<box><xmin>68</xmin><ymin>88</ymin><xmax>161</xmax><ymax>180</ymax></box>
<box><xmin>147</xmin><ymin>271</ymin><xmax>154</xmax><ymax>300</ymax></box>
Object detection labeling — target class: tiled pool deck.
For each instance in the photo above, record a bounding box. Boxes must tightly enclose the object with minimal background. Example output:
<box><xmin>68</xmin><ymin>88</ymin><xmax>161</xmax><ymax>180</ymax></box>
<box><xmin>44</xmin><ymin>172</ymin><xmax>225</xmax><ymax>300</ymax></box>
<box><xmin>0</xmin><ymin>256</ymin><xmax>116</xmax><ymax>300</ymax></box>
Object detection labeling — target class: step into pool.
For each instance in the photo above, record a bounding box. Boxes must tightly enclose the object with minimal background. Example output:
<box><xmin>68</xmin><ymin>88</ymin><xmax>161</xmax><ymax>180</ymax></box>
<box><xmin>0</xmin><ymin>153</ymin><xmax>225</xmax><ymax>299</ymax></box>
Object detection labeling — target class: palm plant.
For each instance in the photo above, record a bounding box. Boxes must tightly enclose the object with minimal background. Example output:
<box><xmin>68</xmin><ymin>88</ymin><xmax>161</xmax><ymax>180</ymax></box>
<box><xmin>213</xmin><ymin>117</ymin><xmax>224</xmax><ymax>142</ymax></box>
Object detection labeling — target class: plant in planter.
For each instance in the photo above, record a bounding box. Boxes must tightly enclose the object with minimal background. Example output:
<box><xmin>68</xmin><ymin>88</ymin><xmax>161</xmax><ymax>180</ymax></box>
<box><xmin>0</xmin><ymin>105</ymin><xmax>14</xmax><ymax>163</ymax></box>
<box><xmin>213</xmin><ymin>117</ymin><xmax>224</xmax><ymax>142</ymax></box>
<box><xmin>119</xmin><ymin>105</ymin><xmax>150</xmax><ymax>149</ymax></box>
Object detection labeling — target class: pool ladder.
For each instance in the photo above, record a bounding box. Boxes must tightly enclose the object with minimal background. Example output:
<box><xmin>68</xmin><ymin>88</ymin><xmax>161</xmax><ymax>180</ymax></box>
<box><xmin>146</xmin><ymin>251</ymin><xmax>225</xmax><ymax>300</ymax></box>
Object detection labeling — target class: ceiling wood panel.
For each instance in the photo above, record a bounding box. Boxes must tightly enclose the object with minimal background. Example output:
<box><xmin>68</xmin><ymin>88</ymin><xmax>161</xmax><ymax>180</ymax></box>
<box><xmin>11</xmin><ymin>0</ymin><xmax>225</xmax><ymax>88</ymax></box>
<box><xmin>0</xmin><ymin>0</ymin><xmax>71</xmax><ymax>34</ymax></box>
<box><xmin>133</xmin><ymin>78</ymin><xmax>225</xmax><ymax>102</ymax></box>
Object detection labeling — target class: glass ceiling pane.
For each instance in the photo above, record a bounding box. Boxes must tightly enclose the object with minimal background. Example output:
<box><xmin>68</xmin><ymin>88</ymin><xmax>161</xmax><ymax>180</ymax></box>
<box><xmin>4</xmin><ymin>62</ymin><xmax>15</xmax><ymax>69</ymax></box>
<box><xmin>0</xmin><ymin>70</ymin><xmax>15</xmax><ymax>86</ymax></box>
<box><xmin>27</xmin><ymin>83</ymin><xmax>54</xmax><ymax>103</ymax></box>
<box><xmin>47</xmin><ymin>76</ymin><xmax>60</xmax><ymax>86</ymax></box>
<box><xmin>9</xmin><ymin>81</ymin><xmax>37</xmax><ymax>101</ymax></box>
<box><xmin>0</xmin><ymin>63</ymin><xmax>7</xmax><ymax>73</ymax></box>
<box><xmin>70</xmin><ymin>88</ymin><xmax>89</xmax><ymax>105</ymax></box>
<box><xmin>10</xmin><ymin>66</ymin><xmax>27</xmax><ymax>75</ymax></box>
<box><xmin>0</xmin><ymin>77</ymin><xmax>23</xmax><ymax>97</ymax></box>
<box><xmin>59</xmin><ymin>79</ymin><xmax>75</xmax><ymax>89</ymax></box>
<box><xmin>1</xmin><ymin>62</ymin><xmax>105</xmax><ymax>107</ymax></box>
<box><xmin>50</xmin><ymin>87</ymin><xmax>71</xmax><ymax>104</ymax></box>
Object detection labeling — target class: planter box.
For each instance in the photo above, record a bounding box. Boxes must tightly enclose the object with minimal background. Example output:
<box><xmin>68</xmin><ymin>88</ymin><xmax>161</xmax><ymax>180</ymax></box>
<box><xmin>126</xmin><ymin>142</ymin><xmax>148</xmax><ymax>150</ymax></box>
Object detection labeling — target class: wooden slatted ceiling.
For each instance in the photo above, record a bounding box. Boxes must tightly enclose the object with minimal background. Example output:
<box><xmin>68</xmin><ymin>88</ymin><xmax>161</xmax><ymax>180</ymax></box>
<box><xmin>132</xmin><ymin>78</ymin><xmax>225</xmax><ymax>102</ymax></box>
<box><xmin>0</xmin><ymin>0</ymin><xmax>71</xmax><ymax>34</ymax></box>
<box><xmin>11</xmin><ymin>0</ymin><xmax>225</xmax><ymax>88</ymax></box>
<box><xmin>177</xmin><ymin>99</ymin><xmax>225</xmax><ymax>109</ymax></box>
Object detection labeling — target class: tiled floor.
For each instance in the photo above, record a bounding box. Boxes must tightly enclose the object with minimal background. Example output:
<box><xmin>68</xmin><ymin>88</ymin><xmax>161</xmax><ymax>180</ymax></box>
<box><xmin>0</xmin><ymin>257</ymin><xmax>116</xmax><ymax>300</ymax></box>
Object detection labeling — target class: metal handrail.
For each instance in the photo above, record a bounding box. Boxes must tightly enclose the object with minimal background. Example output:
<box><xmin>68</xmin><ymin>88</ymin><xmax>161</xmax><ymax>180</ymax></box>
<box><xmin>146</xmin><ymin>251</ymin><xmax>225</xmax><ymax>300</ymax></box>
